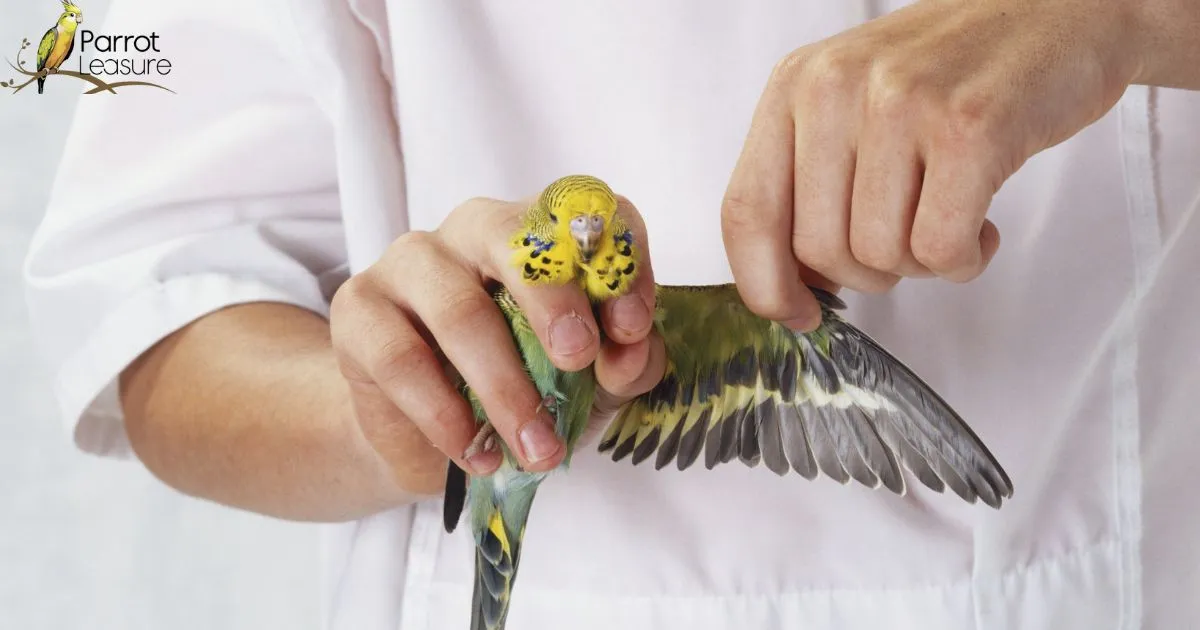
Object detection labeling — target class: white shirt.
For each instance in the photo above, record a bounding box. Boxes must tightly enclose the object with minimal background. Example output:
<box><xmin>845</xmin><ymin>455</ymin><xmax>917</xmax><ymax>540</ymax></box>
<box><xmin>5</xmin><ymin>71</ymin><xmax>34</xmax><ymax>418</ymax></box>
<box><xmin>24</xmin><ymin>1</ymin><xmax>1200</xmax><ymax>628</ymax></box>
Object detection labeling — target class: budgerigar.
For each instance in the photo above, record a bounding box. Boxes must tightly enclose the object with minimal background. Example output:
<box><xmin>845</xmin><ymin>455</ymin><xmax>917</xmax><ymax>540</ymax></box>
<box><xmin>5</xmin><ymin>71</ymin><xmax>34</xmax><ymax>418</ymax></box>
<box><xmin>443</xmin><ymin>174</ymin><xmax>1013</xmax><ymax>630</ymax></box>
<box><xmin>36</xmin><ymin>1</ymin><xmax>83</xmax><ymax>95</ymax></box>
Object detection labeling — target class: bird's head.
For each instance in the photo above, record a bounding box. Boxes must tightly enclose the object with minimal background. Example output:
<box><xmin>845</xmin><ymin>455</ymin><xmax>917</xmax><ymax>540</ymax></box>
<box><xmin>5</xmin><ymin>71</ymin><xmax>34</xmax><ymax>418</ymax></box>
<box><xmin>59</xmin><ymin>1</ymin><xmax>83</xmax><ymax>26</ymax></box>
<box><xmin>543</xmin><ymin>175</ymin><xmax>619</xmax><ymax>264</ymax></box>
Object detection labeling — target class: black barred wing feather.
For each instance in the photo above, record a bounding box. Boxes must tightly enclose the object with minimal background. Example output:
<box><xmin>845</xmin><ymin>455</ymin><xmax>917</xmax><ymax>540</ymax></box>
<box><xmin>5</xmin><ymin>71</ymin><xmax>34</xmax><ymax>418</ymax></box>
<box><xmin>597</xmin><ymin>285</ymin><xmax>1013</xmax><ymax>508</ymax></box>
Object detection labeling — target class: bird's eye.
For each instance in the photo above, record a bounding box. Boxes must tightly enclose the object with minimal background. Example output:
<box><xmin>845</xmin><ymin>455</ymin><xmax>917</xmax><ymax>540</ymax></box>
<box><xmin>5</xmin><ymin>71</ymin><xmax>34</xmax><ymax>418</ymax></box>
<box><xmin>590</xmin><ymin>215</ymin><xmax>605</xmax><ymax>229</ymax></box>
<box><xmin>570</xmin><ymin>216</ymin><xmax>588</xmax><ymax>231</ymax></box>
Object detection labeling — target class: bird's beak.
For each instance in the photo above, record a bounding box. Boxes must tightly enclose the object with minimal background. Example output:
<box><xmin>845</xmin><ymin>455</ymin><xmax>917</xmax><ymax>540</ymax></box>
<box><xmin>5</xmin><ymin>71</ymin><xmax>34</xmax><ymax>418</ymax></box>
<box><xmin>576</xmin><ymin>234</ymin><xmax>594</xmax><ymax>260</ymax></box>
<box><xmin>571</xmin><ymin>216</ymin><xmax>605</xmax><ymax>262</ymax></box>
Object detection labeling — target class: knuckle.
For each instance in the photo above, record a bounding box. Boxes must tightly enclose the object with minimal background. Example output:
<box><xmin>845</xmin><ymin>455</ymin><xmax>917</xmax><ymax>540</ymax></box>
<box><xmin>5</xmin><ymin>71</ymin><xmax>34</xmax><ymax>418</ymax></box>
<box><xmin>389</xmin><ymin>230</ymin><xmax>440</xmax><ymax>259</ymax></box>
<box><xmin>865</xmin><ymin>59</ymin><xmax>918</xmax><ymax>120</ymax></box>
<box><xmin>911</xmin><ymin>231</ymin><xmax>976</xmax><ymax>272</ymax></box>
<box><xmin>447</xmin><ymin>196</ymin><xmax>508</xmax><ymax>229</ymax></box>
<box><xmin>850</xmin><ymin>229</ymin><xmax>904</xmax><ymax>273</ymax></box>
<box><xmin>329</xmin><ymin>274</ymin><xmax>370</xmax><ymax>317</ymax></box>
<box><xmin>935</xmin><ymin>92</ymin><xmax>1001</xmax><ymax>150</ymax></box>
<box><xmin>385</xmin><ymin>232</ymin><xmax>445</xmax><ymax>276</ymax></box>
<box><xmin>445</xmin><ymin>197</ymin><xmax>493</xmax><ymax>223</ymax></box>
<box><xmin>791</xmin><ymin>228</ymin><xmax>843</xmax><ymax>272</ymax></box>
<box><xmin>720</xmin><ymin>193</ymin><xmax>763</xmax><ymax>235</ymax></box>
<box><xmin>443</xmin><ymin>197</ymin><xmax>524</xmax><ymax>256</ymax></box>
<box><xmin>739</xmin><ymin>290</ymin><xmax>799</xmax><ymax>322</ymax></box>
<box><xmin>458</xmin><ymin>196</ymin><xmax>493</xmax><ymax>208</ymax></box>
<box><xmin>329</xmin><ymin>277</ymin><xmax>387</xmax><ymax>349</ymax></box>
<box><xmin>801</xmin><ymin>47</ymin><xmax>859</xmax><ymax>99</ymax></box>
<box><xmin>386</xmin><ymin>231</ymin><xmax>458</xmax><ymax>289</ymax></box>
<box><xmin>371</xmin><ymin>337</ymin><xmax>433</xmax><ymax>390</ymax></box>
<box><xmin>455</xmin><ymin>196</ymin><xmax>502</xmax><ymax>214</ymax></box>
<box><xmin>768</xmin><ymin>48</ymin><xmax>810</xmax><ymax>90</ymax></box>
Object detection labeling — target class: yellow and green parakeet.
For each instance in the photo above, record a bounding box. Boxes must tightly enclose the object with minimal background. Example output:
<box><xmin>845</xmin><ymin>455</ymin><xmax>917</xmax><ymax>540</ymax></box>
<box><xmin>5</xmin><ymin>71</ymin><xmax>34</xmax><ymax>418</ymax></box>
<box><xmin>36</xmin><ymin>1</ymin><xmax>84</xmax><ymax>95</ymax></box>
<box><xmin>443</xmin><ymin>174</ymin><xmax>1013</xmax><ymax>630</ymax></box>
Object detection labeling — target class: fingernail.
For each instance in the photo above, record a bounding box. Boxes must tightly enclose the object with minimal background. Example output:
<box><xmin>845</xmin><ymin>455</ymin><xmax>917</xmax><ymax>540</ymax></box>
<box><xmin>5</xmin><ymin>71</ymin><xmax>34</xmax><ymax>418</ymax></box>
<box><xmin>518</xmin><ymin>412</ymin><xmax>561</xmax><ymax>463</ymax></box>
<box><xmin>549</xmin><ymin>313</ymin><xmax>593</xmax><ymax>356</ymax></box>
<box><xmin>610</xmin><ymin>295</ymin><xmax>650</xmax><ymax>335</ymax></box>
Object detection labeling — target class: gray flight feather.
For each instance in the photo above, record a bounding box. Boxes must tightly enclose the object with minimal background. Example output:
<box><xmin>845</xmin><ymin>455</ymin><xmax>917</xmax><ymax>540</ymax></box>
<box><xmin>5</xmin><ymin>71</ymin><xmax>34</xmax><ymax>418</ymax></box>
<box><xmin>599</xmin><ymin>284</ymin><xmax>1014</xmax><ymax>509</ymax></box>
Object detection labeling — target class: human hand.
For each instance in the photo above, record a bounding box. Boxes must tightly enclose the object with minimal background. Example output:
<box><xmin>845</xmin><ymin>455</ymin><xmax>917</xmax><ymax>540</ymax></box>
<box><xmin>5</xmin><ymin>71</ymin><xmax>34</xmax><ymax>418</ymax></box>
<box><xmin>328</xmin><ymin>195</ymin><xmax>664</xmax><ymax>494</ymax></box>
<box><xmin>721</xmin><ymin>0</ymin><xmax>1142</xmax><ymax>330</ymax></box>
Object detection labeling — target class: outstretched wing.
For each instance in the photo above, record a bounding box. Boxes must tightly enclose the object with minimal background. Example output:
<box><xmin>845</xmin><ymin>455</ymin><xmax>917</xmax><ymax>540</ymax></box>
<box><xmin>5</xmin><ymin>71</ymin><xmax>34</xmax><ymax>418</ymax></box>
<box><xmin>598</xmin><ymin>285</ymin><xmax>1013</xmax><ymax>508</ymax></box>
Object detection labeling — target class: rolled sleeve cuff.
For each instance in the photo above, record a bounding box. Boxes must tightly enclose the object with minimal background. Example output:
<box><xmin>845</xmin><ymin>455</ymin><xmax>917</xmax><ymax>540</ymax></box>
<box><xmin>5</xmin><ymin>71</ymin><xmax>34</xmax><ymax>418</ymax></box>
<box><xmin>59</xmin><ymin>273</ymin><xmax>331</xmax><ymax>458</ymax></box>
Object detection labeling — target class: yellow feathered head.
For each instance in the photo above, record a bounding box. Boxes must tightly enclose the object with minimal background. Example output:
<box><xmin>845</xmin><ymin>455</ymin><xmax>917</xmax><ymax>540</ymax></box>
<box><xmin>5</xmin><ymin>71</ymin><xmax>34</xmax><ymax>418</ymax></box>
<box><xmin>540</xmin><ymin>175</ymin><xmax>619</xmax><ymax>262</ymax></box>
<box><xmin>59</xmin><ymin>1</ymin><xmax>83</xmax><ymax>25</ymax></box>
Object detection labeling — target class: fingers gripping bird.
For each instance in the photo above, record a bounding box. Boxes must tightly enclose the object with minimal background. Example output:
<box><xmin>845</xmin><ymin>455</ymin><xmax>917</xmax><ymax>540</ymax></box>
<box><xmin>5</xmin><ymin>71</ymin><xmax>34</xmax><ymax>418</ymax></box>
<box><xmin>444</xmin><ymin>175</ymin><xmax>1014</xmax><ymax>630</ymax></box>
<box><xmin>36</xmin><ymin>1</ymin><xmax>83</xmax><ymax>94</ymax></box>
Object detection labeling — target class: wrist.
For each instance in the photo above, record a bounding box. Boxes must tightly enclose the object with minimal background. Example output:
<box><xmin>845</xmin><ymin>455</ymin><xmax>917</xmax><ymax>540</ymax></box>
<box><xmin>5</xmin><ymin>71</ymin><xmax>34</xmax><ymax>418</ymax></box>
<box><xmin>1077</xmin><ymin>0</ymin><xmax>1148</xmax><ymax>93</ymax></box>
<box><xmin>1117</xmin><ymin>0</ymin><xmax>1200</xmax><ymax>88</ymax></box>
<box><xmin>309</xmin><ymin>349</ymin><xmax>426</xmax><ymax>514</ymax></box>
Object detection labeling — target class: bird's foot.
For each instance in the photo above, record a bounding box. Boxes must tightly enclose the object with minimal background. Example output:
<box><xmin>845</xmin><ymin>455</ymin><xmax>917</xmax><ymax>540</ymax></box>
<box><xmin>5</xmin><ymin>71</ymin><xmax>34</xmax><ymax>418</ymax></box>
<box><xmin>463</xmin><ymin>425</ymin><xmax>497</xmax><ymax>460</ymax></box>
<box><xmin>535</xmin><ymin>394</ymin><xmax>560</xmax><ymax>417</ymax></box>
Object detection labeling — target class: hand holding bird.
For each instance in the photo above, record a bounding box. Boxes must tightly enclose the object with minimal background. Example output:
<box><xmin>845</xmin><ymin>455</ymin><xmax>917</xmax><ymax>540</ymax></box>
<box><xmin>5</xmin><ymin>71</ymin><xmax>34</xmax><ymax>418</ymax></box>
<box><xmin>327</xmin><ymin>190</ymin><xmax>665</xmax><ymax>494</ymax></box>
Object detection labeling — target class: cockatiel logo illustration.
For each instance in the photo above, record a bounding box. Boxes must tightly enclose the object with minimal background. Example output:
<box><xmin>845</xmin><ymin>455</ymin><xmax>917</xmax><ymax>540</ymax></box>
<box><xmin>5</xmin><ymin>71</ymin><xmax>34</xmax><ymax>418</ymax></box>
<box><xmin>36</xmin><ymin>1</ymin><xmax>83</xmax><ymax>94</ymax></box>
<box><xmin>1</xmin><ymin>0</ymin><xmax>172</xmax><ymax>94</ymax></box>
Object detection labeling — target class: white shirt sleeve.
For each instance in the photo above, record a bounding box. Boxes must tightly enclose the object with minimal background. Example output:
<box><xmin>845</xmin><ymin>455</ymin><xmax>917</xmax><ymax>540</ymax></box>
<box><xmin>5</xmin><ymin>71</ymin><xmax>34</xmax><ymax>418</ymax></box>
<box><xmin>22</xmin><ymin>0</ymin><xmax>347</xmax><ymax>458</ymax></box>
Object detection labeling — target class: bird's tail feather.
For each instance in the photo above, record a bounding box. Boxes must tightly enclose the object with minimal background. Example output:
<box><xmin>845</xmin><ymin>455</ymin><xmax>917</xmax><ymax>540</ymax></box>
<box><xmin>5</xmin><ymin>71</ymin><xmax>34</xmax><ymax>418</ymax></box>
<box><xmin>469</xmin><ymin>476</ymin><xmax>538</xmax><ymax>630</ymax></box>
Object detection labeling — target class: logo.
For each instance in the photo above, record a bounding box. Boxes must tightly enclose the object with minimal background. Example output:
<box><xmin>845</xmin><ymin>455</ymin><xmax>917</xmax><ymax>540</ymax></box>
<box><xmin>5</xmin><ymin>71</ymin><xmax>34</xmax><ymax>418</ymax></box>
<box><xmin>3</xmin><ymin>0</ymin><xmax>174</xmax><ymax>95</ymax></box>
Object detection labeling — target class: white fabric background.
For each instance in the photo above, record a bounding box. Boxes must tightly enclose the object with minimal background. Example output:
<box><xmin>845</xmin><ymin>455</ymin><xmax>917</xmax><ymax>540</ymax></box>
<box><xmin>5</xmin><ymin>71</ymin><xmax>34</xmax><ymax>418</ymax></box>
<box><xmin>0</xmin><ymin>1</ymin><xmax>322</xmax><ymax>628</ymax></box>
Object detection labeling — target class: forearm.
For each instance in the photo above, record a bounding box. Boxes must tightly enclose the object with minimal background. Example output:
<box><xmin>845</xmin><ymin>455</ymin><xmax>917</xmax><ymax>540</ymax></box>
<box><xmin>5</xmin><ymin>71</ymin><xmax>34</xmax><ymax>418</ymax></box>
<box><xmin>1127</xmin><ymin>0</ymin><xmax>1200</xmax><ymax>89</ymax></box>
<box><xmin>119</xmin><ymin>302</ymin><xmax>415</xmax><ymax>522</ymax></box>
